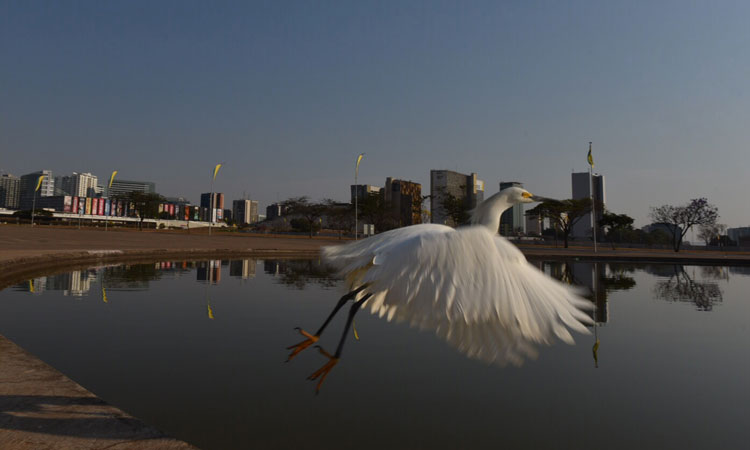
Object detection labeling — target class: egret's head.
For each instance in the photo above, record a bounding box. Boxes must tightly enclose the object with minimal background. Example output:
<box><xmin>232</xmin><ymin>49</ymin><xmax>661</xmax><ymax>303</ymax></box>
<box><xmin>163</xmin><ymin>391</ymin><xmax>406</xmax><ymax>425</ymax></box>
<box><xmin>503</xmin><ymin>187</ymin><xmax>546</xmax><ymax>204</ymax></box>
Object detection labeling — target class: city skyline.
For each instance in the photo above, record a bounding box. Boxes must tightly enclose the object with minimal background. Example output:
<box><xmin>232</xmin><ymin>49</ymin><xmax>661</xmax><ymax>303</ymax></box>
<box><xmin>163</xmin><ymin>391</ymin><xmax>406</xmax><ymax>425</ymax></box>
<box><xmin>3</xmin><ymin>1</ymin><xmax>750</xmax><ymax>228</ymax></box>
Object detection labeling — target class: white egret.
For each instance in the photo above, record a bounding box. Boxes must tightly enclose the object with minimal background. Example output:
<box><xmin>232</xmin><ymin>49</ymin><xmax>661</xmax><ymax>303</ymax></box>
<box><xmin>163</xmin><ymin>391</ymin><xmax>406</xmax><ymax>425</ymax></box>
<box><xmin>287</xmin><ymin>187</ymin><xmax>593</xmax><ymax>391</ymax></box>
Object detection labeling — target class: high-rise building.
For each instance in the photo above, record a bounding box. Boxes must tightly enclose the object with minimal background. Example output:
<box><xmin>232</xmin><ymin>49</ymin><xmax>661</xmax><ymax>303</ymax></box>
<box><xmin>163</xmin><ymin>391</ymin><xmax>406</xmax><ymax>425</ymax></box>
<box><xmin>0</xmin><ymin>174</ymin><xmax>21</xmax><ymax>209</ymax></box>
<box><xmin>430</xmin><ymin>170</ymin><xmax>484</xmax><ymax>226</ymax></box>
<box><xmin>499</xmin><ymin>181</ymin><xmax>525</xmax><ymax>236</ymax></box>
<box><xmin>232</xmin><ymin>199</ymin><xmax>259</xmax><ymax>225</ymax></box>
<box><xmin>350</xmin><ymin>184</ymin><xmax>382</xmax><ymax>203</ymax></box>
<box><xmin>19</xmin><ymin>170</ymin><xmax>54</xmax><ymax>210</ymax></box>
<box><xmin>266</xmin><ymin>203</ymin><xmax>287</xmax><ymax>220</ymax></box>
<box><xmin>571</xmin><ymin>172</ymin><xmax>605</xmax><ymax>239</ymax></box>
<box><xmin>107</xmin><ymin>179</ymin><xmax>156</xmax><ymax>197</ymax></box>
<box><xmin>200</xmin><ymin>193</ymin><xmax>225</xmax><ymax>222</ymax></box>
<box><xmin>525</xmin><ymin>214</ymin><xmax>543</xmax><ymax>236</ymax></box>
<box><xmin>384</xmin><ymin>177</ymin><xmax>422</xmax><ymax>226</ymax></box>
<box><xmin>56</xmin><ymin>172</ymin><xmax>99</xmax><ymax>197</ymax></box>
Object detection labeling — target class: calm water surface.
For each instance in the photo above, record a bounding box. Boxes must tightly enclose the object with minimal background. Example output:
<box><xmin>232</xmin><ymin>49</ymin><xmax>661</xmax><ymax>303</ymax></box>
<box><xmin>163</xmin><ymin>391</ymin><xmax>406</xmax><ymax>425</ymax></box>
<box><xmin>1</xmin><ymin>259</ymin><xmax>749</xmax><ymax>449</ymax></box>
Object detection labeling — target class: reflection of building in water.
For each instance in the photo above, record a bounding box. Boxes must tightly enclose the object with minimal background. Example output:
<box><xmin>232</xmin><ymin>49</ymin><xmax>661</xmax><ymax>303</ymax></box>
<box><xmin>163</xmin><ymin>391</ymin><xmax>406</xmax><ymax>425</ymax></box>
<box><xmin>197</xmin><ymin>260</ymin><xmax>222</xmax><ymax>284</ymax></box>
<box><xmin>264</xmin><ymin>260</ymin><xmax>281</xmax><ymax>276</ymax></box>
<box><xmin>729</xmin><ymin>266</ymin><xmax>750</xmax><ymax>276</ymax></box>
<box><xmin>642</xmin><ymin>264</ymin><xmax>682</xmax><ymax>278</ymax></box>
<box><xmin>570</xmin><ymin>262</ymin><xmax>608</xmax><ymax>324</ymax></box>
<box><xmin>230</xmin><ymin>259</ymin><xmax>257</xmax><ymax>279</ymax></box>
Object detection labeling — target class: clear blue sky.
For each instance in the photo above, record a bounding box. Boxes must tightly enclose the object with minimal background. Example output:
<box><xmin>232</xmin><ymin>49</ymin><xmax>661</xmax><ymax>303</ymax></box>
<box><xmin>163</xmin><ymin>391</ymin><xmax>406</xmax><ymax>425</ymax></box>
<box><xmin>2</xmin><ymin>0</ymin><xmax>749</xmax><ymax>228</ymax></box>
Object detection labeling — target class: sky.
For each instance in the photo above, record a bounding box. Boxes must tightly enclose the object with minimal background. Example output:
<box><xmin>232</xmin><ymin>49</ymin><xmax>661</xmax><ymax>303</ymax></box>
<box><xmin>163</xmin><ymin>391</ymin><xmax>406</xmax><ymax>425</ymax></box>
<box><xmin>2</xmin><ymin>0</ymin><xmax>750</xmax><ymax>228</ymax></box>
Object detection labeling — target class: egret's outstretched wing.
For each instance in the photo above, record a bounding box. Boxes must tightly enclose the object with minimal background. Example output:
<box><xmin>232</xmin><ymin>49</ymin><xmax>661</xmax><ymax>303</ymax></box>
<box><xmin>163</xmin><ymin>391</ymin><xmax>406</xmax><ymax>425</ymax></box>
<box><xmin>359</xmin><ymin>227</ymin><xmax>593</xmax><ymax>345</ymax></box>
<box><xmin>322</xmin><ymin>224</ymin><xmax>454</xmax><ymax>285</ymax></box>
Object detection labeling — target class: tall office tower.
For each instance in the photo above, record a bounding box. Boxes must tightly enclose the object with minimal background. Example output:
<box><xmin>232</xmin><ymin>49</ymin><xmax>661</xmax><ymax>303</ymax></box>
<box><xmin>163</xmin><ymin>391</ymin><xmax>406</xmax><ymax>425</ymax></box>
<box><xmin>571</xmin><ymin>172</ymin><xmax>605</xmax><ymax>239</ymax></box>
<box><xmin>200</xmin><ymin>193</ymin><xmax>225</xmax><ymax>222</ymax></box>
<box><xmin>0</xmin><ymin>174</ymin><xmax>21</xmax><ymax>209</ymax></box>
<box><xmin>430</xmin><ymin>170</ymin><xmax>484</xmax><ymax>226</ymax></box>
<box><xmin>266</xmin><ymin>203</ymin><xmax>287</xmax><ymax>220</ymax></box>
<box><xmin>57</xmin><ymin>172</ymin><xmax>99</xmax><ymax>197</ymax></box>
<box><xmin>350</xmin><ymin>184</ymin><xmax>382</xmax><ymax>203</ymax></box>
<box><xmin>232</xmin><ymin>199</ymin><xmax>259</xmax><ymax>225</ymax></box>
<box><xmin>384</xmin><ymin>177</ymin><xmax>422</xmax><ymax>226</ymax></box>
<box><xmin>107</xmin><ymin>179</ymin><xmax>156</xmax><ymax>197</ymax></box>
<box><xmin>499</xmin><ymin>181</ymin><xmax>525</xmax><ymax>236</ymax></box>
<box><xmin>19</xmin><ymin>170</ymin><xmax>54</xmax><ymax>210</ymax></box>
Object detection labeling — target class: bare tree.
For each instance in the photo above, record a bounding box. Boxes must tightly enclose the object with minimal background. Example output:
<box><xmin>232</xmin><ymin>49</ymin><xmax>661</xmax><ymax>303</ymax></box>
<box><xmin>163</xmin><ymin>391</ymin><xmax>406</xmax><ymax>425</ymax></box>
<box><xmin>697</xmin><ymin>223</ymin><xmax>727</xmax><ymax>246</ymax></box>
<box><xmin>526</xmin><ymin>198</ymin><xmax>592</xmax><ymax>248</ymax></box>
<box><xmin>650</xmin><ymin>198</ymin><xmax>719</xmax><ymax>252</ymax></box>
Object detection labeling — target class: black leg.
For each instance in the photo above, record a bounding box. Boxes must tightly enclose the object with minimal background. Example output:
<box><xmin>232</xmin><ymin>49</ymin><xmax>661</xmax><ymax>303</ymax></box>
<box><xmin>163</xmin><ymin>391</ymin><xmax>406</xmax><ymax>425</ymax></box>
<box><xmin>334</xmin><ymin>294</ymin><xmax>370</xmax><ymax>357</ymax></box>
<box><xmin>314</xmin><ymin>285</ymin><xmax>368</xmax><ymax>336</ymax></box>
<box><xmin>287</xmin><ymin>285</ymin><xmax>368</xmax><ymax>362</ymax></box>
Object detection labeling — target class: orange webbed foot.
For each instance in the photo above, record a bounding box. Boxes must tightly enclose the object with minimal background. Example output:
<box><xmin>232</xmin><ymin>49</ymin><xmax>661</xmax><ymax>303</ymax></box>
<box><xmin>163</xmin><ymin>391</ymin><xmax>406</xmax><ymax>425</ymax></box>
<box><xmin>286</xmin><ymin>327</ymin><xmax>319</xmax><ymax>362</ymax></box>
<box><xmin>307</xmin><ymin>346</ymin><xmax>339</xmax><ymax>394</ymax></box>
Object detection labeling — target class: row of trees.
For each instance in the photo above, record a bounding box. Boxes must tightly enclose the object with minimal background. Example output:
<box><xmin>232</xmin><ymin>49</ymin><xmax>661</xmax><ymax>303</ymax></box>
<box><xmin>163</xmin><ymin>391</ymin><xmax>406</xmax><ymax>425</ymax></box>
<box><xmin>523</xmin><ymin>196</ymin><xmax>721</xmax><ymax>252</ymax></box>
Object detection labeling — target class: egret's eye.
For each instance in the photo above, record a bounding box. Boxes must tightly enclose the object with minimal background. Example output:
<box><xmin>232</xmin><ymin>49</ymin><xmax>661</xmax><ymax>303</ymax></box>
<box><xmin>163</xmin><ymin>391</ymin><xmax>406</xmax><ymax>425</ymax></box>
<box><xmin>522</xmin><ymin>192</ymin><xmax>533</xmax><ymax>199</ymax></box>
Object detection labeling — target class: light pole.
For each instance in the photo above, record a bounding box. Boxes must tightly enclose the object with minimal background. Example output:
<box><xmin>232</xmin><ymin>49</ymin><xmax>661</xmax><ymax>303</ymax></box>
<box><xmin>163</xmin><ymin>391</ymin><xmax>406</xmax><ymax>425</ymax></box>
<box><xmin>30</xmin><ymin>174</ymin><xmax>45</xmax><ymax>227</ymax></box>
<box><xmin>105</xmin><ymin>170</ymin><xmax>117</xmax><ymax>232</ymax></box>
<box><xmin>588</xmin><ymin>142</ymin><xmax>597</xmax><ymax>253</ymax></box>
<box><xmin>355</xmin><ymin>153</ymin><xmax>365</xmax><ymax>240</ymax></box>
<box><xmin>209</xmin><ymin>164</ymin><xmax>222</xmax><ymax>236</ymax></box>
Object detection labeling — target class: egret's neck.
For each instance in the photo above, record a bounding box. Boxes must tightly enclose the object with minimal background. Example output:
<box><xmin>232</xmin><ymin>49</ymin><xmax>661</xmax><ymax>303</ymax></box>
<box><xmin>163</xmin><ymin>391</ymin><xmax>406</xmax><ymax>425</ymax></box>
<box><xmin>470</xmin><ymin>192</ymin><xmax>514</xmax><ymax>232</ymax></box>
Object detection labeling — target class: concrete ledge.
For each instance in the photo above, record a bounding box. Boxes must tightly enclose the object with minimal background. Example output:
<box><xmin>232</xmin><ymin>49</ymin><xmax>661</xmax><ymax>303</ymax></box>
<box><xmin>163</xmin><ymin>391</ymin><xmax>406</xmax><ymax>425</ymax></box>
<box><xmin>0</xmin><ymin>334</ymin><xmax>197</xmax><ymax>450</ymax></box>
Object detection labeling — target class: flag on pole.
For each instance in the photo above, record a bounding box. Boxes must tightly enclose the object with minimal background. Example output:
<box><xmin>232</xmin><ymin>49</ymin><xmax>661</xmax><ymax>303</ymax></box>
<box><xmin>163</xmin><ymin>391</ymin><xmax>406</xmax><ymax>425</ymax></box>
<box><xmin>587</xmin><ymin>143</ymin><xmax>594</xmax><ymax>168</ymax></box>
<box><xmin>108</xmin><ymin>171</ymin><xmax>118</xmax><ymax>189</ymax></box>
<box><xmin>212</xmin><ymin>164</ymin><xmax>222</xmax><ymax>181</ymax></box>
<box><xmin>34</xmin><ymin>175</ymin><xmax>45</xmax><ymax>192</ymax></box>
<box><xmin>355</xmin><ymin>153</ymin><xmax>365</xmax><ymax>178</ymax></box>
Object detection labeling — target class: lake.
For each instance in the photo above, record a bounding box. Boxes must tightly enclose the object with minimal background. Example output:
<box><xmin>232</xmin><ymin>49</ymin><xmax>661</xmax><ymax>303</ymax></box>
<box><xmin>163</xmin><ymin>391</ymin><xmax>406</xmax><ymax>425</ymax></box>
<box><xmin>1</xmin><ymin>259</ymin><xmax>749</xmax><ymax>449</ymax></box>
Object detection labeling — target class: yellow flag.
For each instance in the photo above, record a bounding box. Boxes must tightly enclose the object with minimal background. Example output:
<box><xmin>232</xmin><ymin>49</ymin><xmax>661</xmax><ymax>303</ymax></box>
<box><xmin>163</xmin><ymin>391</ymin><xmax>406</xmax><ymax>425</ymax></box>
<box><xmin>108</xmin><ymin>171</ymin><xmax>118</xmax><ymax>189</ymax></box>
<box><xmin>352</xmin><ymin>320</ymin><xmax>360</xmax><ymax>340</ymax></box>
<box><xmin>587</xmin><ymin>143</ymin><xmax>594</xmax><ymax>168</ymax></box>
<box><xmin>28</xmin><ymin>280</ymin><xmax>35</xmax><ymax>293</ymax></box>
<box><xmin>102</xmin><ymin>287</ymin><xmax>108</xmax><ymax>303</ymax></box>
<box><xmin>207</xmin><ymin>301</ymin><xmax>214</xmax><ymax>320</ymax></box>
<box><xmin>212</xmin><ymin>164</ymin><xmax>222</xmax><ymax>181</ymax></box>
<box><xmin>355</xmin><ymin>153</ymin><xmax>365</xmax><ymax>178</ymax></box>
<box><xmin>35</xmin><ymin>175</ymin><xmax>45</xmax><ymax>192</ymax></box>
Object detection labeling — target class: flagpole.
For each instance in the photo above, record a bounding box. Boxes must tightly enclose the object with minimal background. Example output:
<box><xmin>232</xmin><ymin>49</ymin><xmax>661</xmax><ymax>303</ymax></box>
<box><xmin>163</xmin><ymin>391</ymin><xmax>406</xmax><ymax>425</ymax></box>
<box><xmin>31</xmin><ymin>190</ymin><xmax>37</xmax><ymax>226</ymax></box>
<box><xmin>209</xmin><ymin>177</ymin><xmax>214</xmax><ymax>236</ymax></box>
<box><xmin>354</xmin><ymin>153</ymin><xmax>364</xmax><ymax>241</ymax></box>
<box><xmin>589</xmin><ymin>142</ymin><xmax>597</xmax><ymax>253</ymax></box>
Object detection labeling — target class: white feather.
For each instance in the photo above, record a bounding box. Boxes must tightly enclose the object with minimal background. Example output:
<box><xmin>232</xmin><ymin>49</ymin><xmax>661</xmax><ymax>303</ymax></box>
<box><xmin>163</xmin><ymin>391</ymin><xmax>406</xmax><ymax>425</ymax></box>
<box><xmin>322</xmin><ymin>187</ymin><xmax>594</xmax><ymax>365</ymax></box>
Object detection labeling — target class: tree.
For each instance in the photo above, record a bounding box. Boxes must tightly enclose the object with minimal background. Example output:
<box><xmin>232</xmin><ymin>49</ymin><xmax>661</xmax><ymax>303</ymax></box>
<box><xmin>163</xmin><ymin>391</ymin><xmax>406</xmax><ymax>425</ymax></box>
<box><xmin>123</xmin><ymin>191</ymin><xmax>165</xmax><ymax>230</ymax></box>
<box><xmin>358</xmin><ymin>192</ymin><xmax>399</xmax><ymax>232</ymax></box>
<box><xmin>323</xmin><ymin>199</ymin><xmax>353</xmax><ymax>239</ymax></box>
<box><xmin>649</xmin><ymin>198</ymin><xmax>719</xmax><ymax>252</ymax></box>
<box><xmin>526</xmin><ymin>198</ymin><xmax>591</xmax><ymax>248</ymax></box>
<box><xmin>283</xmin><ymin>197</ymin><xmax>327</xmax><ymax>238</ymax></box>
<box><xmin>697</xmin><ymin>223</ymin><xmax>726</xmax><ymax>246</ymax></box>
<box><xmin>435</xmin><ymin>187</ymin><xmax>471</xmax><ymax>227</ymax></box>
<box><xmin>599</xmin><ymin>211</ymin><xmax>634</xmax><ymax>250</ymax></box>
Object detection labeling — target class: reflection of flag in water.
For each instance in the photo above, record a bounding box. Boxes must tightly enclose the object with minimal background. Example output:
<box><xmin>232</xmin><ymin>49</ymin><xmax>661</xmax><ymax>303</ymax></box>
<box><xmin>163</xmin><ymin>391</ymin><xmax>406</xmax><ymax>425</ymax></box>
<box><xmin>352</xmin><ymin>320</ymin><xmax>359</xmax><ymax>340</ymax></box>
<box><xmin>28</xmin><ymin>280</ymin><xmax>35</xmax><ymax>293</ymax></box>
<box><xmin>102</xmin><ymin>286</ymin><xmax>108</xmax><ymax>303</ymax></box>
<box><xmin>207</xmin><ymin>300</ymin><xmax>214</xmax><ymax>320</ymax></box>
<box><xmin>592</xmin><ymin>338</ymin><xmax>600</xmax><ymax>368</ymax></box>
